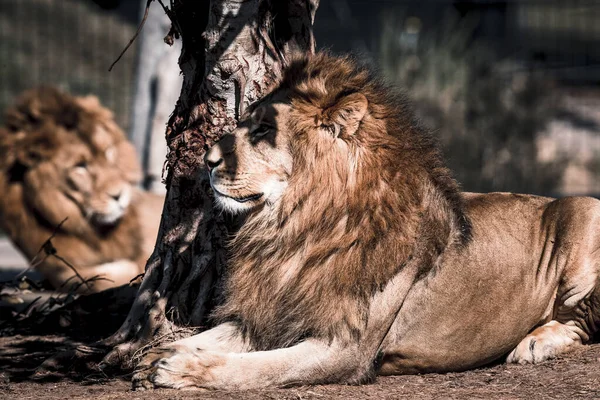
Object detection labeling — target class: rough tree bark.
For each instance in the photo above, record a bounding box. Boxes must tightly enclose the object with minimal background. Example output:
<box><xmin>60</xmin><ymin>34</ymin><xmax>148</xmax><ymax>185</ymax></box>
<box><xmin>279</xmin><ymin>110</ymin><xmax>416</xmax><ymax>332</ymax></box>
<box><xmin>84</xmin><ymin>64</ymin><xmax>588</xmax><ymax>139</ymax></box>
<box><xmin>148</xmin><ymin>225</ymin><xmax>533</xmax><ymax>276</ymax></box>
<box><xmin>99</xmin><ymin>0</ymin><xmax>320</xmax><ymax>370</ymax></box>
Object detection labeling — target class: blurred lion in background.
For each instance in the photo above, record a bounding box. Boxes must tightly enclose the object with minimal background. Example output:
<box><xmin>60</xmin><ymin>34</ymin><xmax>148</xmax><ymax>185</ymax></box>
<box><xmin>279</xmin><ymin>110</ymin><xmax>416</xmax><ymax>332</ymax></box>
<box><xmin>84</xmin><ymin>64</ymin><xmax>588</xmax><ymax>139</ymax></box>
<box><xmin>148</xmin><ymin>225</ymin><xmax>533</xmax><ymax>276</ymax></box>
<box><xmin>0</xmin><ymin>87</ymin><xmax>164</xmax><ymax>293</ymax></box>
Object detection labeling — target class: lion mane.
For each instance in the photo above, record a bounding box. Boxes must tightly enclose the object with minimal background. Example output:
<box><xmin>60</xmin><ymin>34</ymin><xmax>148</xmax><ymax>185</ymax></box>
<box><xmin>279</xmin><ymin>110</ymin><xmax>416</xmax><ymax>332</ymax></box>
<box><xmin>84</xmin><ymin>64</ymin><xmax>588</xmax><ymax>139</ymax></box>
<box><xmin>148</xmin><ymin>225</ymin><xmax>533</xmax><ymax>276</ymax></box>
<box><xmin>4</xmin><ymin>86</ymin><xmax>142</xmax><ymax>184</ymax></box>
<box><xmin>0</xmin><ymin>87</ymin><xmax>163</xmax><ymax>292</ymax></box>
<box><xmin>214</xmin><ymin>53</ymin><xmax>471</xmax><ymax>350</ymax></box>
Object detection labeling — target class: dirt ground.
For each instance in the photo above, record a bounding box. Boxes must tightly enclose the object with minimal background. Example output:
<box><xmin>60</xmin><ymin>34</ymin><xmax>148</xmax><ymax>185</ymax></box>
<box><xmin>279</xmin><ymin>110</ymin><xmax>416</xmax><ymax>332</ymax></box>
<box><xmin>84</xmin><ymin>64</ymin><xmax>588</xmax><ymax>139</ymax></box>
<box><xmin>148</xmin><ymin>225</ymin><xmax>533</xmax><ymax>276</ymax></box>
<box><xmin>0</xmin><ymin>335</ymin><xmax>599</xmax><ymax>400</ymax></box>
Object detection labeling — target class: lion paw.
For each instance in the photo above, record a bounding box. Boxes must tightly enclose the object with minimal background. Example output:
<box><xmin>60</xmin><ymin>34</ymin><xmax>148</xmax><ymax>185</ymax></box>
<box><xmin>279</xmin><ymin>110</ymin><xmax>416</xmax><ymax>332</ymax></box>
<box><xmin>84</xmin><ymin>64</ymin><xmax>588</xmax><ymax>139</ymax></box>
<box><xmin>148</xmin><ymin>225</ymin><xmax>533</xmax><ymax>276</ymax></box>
<box><xmin>507</xmin><ymin>336</ymin><xmax>556</xmax><ymax>364</ymax></box>
<box><xmin>506</xmin><ymin>321</ymin><xmax>580</xmax><ymax>364</ymax></box>
<box><xmin>131</xmin><ymin>347</ymin><xmax>176</xmax><ymax>390</ymax></box>
<box><xmin>132</xmin><ymin>347</ymin><xmax>222</xmax><ymax>391</ymax></box>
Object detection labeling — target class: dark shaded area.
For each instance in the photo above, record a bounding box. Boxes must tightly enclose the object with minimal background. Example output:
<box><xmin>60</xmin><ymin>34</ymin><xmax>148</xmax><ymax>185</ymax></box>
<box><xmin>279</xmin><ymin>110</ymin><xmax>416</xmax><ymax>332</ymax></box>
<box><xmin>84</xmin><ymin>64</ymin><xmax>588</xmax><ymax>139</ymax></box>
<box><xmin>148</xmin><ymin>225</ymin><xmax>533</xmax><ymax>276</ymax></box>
<box><xmin>0</xmin><ymin>335</ymin><xmax>106</xmax><ymax>383</ymax></box>
<box><xmin>0</xmin><ymin>285</ymin><xmax>137</xmax><ymax>341</ymax></box>
<box><xmin>89</xmin><ymin>0</ymin><xmax>142</xmax><ymax>25</ymax></box>
<box><xmin>91</xmin><ymin>0</ymin><xmax>121</xmax><ymax>10</ymax></box>
<box><xmin>0</xmin><ymin>284</ymin><xmax>138</xmax><ymax>382</ymax></box>
<box><xmin>1</xmin><ymin>340</ymin><xmax>599</xmax><ymax>398</ymax></box>
<box><xmin>0</xmin><ymin>0</ymin><xmax>138</xmax><ymax>130</ymax></box>
<box><xmin>314</xmin><ymin>1</ymin><xmax>600</xmax><ymax>83</ymax></box>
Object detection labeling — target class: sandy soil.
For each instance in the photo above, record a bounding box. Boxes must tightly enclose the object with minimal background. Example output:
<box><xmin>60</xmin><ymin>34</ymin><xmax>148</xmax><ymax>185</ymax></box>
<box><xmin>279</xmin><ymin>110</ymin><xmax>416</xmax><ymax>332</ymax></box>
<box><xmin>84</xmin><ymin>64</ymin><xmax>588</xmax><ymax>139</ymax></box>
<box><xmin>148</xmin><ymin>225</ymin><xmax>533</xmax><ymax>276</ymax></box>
<box><xmin>0</xmin><ymin>335</ymin><xmax>599</xmax><ymax>400</ymax></box>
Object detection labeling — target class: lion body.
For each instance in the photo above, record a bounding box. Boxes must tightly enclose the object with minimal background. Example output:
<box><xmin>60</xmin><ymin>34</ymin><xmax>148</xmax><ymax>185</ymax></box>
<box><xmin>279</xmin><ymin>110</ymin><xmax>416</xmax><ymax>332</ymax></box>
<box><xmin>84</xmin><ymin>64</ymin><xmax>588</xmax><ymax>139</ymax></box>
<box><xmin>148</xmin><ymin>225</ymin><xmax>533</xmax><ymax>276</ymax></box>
<box><xmin>381</xmin><ymin>192</ymin><xmax>600</xmax><ymax>373</ymax></box>
<box><xmin>0</xmin><ymin>88</ymin><xmax>163</xmax><ymax>292</ymax></box>
<box><xmin>133</xmin><ymin>53</ymin><xmax>600</xmax><ymax>390</ymax></box>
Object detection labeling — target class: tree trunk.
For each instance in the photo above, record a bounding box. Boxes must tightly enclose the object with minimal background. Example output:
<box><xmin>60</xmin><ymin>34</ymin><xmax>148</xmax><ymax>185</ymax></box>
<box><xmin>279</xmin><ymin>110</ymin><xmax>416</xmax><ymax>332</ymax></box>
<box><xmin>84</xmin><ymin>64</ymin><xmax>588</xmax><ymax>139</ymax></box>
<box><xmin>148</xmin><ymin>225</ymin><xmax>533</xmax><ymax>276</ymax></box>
<box><xmin>99</xmin><ymin>0</ymin><xmax>320</xmax><ymax>370</ymax></box>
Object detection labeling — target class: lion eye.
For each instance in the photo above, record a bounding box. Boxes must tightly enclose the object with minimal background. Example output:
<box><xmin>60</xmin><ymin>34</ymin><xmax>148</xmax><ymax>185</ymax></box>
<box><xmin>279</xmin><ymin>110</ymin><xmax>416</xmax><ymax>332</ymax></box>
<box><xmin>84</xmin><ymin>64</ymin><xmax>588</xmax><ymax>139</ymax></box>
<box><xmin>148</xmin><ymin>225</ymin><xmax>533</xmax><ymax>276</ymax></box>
<box><xmin>75</xmin><ymin>160</ymin><xmax>88</xmax><ymax>169</ymax></box>
<box><xmin>252</xmin><ymin>125</ymin><xmax>272</xmax><ymax>138</ymax></box>
<box><xmin>73</xmin><ymin>160</ymin><xmax>88</xmax><ymax>173</ymax></box>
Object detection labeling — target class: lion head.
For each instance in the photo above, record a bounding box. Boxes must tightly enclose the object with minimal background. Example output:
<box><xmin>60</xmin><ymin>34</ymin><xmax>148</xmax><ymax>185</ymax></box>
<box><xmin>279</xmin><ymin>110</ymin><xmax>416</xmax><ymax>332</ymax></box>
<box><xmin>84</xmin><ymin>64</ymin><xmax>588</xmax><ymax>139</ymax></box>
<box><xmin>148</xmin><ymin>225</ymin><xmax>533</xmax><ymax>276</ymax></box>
<box><xmin>2</xmin><ymin>126</ymin><xmax>133</xmax><ymax>230</ymax></box>
<box><xmin>204</xmin><ymin>70</ymin><xmax>374</xmax><ymax>215</ymax></box>
<box><xmin>208</xmin><ymin>53</ymin><xmax>471</xmax><ymax>350</ymax></box>
<box><xmin>0</xmin><ymin>88</ymin><xmax>163</xmax><ymax>292</ymax></box>
<box><xmin>1</xmin><ymin>87</ymin><xmax>142</xmax><ymax>231</ymax></box>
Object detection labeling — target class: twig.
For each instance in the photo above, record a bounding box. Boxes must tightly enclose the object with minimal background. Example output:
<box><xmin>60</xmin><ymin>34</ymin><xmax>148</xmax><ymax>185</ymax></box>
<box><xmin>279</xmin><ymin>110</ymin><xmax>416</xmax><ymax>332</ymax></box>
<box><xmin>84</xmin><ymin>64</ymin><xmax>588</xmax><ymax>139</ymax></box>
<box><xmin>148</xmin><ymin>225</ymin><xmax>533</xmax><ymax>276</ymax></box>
<box><xmin>108</xmin><ymin>0</ymin><xmax>154</xmax><ymax>71</ymax></box>
<box><xmin>12</xmin><ymin>295</ymin><xmax>42</xmax><ymax>320</ymax></box>
<box><xmin>58</xmin><ymin>274</ymin><xmax>79</xmax><ymax>290</ymax></box>
<box><xmin>131</xmin><ymin>326</ymin><xmax>200</xmax><ymax>364</ymax></box>
<box><xmin>157</xmin><ymin>0</ymin><xmax>183</xmax><ymax>40</ymax></box>
<box><xmin>129</xmin><ymin>272</ymin><xmax>145</xmax><ymax>285</ymax></box>
<box><xmin>14</xmin><ymin>254</ymin><xmax>48</xmax><ymax>280</ymax></box>
<box><xmin>53</xmin><ymin>254</ymin><xmax>93</xmax><ymax>292</ymax></box>
<box><xmin>15</xmin><ymin>217</ymin><xmax>69</xmax><ymax>280</ymax></box>
<box><xmin>58</xmin><ymin>273</ymin><xmax>112</xmax><ymax>295</ymax></box>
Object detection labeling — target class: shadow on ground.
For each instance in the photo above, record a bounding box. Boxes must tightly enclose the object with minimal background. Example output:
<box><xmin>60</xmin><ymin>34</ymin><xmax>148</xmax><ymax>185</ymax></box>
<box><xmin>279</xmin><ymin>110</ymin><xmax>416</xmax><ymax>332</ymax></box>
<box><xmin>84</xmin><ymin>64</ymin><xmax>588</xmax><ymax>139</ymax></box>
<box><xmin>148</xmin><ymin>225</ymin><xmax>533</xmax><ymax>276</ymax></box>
<box><xmin>0</xmin><ymin>333</ymin><xmax>598</xmax><ymax>399</ymax></box>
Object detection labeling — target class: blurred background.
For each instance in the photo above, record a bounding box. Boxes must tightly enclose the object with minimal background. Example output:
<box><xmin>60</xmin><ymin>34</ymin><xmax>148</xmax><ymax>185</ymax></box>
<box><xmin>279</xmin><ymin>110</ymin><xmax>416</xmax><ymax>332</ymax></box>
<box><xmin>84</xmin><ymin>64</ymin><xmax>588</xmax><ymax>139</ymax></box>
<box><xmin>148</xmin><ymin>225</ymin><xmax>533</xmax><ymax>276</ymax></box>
<box><xmin>0</xmin><ymin>0</ymin><xmax>599</xmax><ymax>268</ymax></box>
<box><xmin>2</xmin><ymin>0</ymin><xmax>600</xmax><ymax>195</ymax></box>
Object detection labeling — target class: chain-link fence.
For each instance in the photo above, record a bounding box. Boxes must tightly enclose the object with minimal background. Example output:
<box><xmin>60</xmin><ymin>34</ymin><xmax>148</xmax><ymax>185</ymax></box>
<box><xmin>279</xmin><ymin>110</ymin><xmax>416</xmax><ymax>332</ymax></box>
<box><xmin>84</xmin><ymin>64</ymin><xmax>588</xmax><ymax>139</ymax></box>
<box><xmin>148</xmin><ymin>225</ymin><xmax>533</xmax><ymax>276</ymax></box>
<box><xmin>0</xmin><ymin>0</ymin><xmax>138</xmax><ymax>131</ymax></box>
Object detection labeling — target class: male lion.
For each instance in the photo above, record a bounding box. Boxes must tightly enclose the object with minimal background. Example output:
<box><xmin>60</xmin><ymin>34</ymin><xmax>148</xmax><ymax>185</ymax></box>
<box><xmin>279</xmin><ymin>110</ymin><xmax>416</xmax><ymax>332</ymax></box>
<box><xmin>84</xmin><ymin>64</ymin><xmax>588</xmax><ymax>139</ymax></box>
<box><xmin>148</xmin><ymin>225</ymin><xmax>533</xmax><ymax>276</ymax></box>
<box><xmin>133</xmin><ymin>53</ymin><xmax>600</xmax><ymax>390</ymax></box>
<box><xmin>0</xmin><ymin>88</ymin><xmax>164</xmax><ymax>293</ymax></box>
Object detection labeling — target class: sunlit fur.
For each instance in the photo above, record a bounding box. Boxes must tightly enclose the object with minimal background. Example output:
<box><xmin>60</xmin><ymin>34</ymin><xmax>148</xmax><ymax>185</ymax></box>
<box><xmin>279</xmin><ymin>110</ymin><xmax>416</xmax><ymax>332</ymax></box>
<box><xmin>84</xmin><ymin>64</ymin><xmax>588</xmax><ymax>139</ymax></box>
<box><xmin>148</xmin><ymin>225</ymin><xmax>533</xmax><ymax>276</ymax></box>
<box><xmin>210</xmin><ymin>53</ymin><xmax>471</xmax><ymax>350</ymax></box>
<box><xmin>0</xmin><ymin>88</ymin><xmax>163</xmax><ymax>292</ymax></box>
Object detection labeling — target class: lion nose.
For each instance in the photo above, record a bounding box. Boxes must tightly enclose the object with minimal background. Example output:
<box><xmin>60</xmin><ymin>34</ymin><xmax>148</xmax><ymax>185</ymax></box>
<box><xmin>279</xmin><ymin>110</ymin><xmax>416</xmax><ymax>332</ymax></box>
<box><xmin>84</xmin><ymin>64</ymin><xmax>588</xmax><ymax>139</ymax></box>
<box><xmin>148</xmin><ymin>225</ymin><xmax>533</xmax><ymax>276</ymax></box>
<box><xmin>205</xmin><ymin>133</ymin><xmax>236</xmax><ymax>171</ymax></box>
<box><xmin>205</xmin><ymin>148</ymin><xmax>223</xmax><ymax>171</ymax></box>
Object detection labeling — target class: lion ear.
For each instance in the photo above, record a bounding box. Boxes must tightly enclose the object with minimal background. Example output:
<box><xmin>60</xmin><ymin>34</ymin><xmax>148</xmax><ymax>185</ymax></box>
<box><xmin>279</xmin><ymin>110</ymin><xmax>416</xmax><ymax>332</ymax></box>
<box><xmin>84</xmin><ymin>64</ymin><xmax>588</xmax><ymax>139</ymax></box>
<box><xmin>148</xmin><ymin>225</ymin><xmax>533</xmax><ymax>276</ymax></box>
<box><xmin>323</xmin><ymin>93</ymin><xmax>368</xmax><ymax>137</ymax></box>
<box><xmin>75</xmin><ymin>95</ymin><xmax>102</xmax><ymax>111</ymax></box>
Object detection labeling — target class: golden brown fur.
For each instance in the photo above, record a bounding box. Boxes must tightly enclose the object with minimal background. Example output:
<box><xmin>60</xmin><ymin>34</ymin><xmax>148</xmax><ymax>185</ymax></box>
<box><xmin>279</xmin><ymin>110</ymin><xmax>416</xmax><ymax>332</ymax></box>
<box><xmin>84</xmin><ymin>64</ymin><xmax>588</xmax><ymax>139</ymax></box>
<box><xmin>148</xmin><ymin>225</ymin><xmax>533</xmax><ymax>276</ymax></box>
<box><xmin>212</xmin><ymin>53</ymin><xmax>470</xmax><ymax>350</ymax></box>
<box><xmin>133</xmin><ymin>53</ymin><xmax>600</xmax><ymax>391</ymax></box>
<box><xmin>4</xmin><ymin>87</ymin><xmax>142</xmax><ymax>184</ymax></box>
<box><xmin>0</xmin><ymin>88</ymin><xmax>163</xmax><ymax>293</ymax></box>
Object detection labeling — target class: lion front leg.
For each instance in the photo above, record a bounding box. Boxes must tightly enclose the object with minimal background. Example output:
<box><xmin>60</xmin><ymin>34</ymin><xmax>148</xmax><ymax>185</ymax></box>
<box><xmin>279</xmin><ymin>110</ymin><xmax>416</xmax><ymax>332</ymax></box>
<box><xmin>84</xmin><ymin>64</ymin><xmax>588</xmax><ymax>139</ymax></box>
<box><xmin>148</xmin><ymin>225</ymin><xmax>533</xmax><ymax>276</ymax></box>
<box><xmin>132</xmin><ymin>267</ymin><xmax>420</xmax><ymax>390</ymax></box>
<box><xmin>135</xmin><ymin>339</ymin><xmax>364</xmax><ymax>390</ymax></box>
<box><xmin>133</xmin><ymin>347</ymin><xmax>227</xmax><ymax>390</ymax></box>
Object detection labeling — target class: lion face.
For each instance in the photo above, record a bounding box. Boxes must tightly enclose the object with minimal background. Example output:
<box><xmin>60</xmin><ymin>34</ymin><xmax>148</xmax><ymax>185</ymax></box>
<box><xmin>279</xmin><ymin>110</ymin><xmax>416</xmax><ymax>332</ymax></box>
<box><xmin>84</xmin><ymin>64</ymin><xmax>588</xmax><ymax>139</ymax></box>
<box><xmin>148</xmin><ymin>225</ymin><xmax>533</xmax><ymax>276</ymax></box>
<box><xmin>15</xmin><ymin>127</ymin><xmax>134</xmax><ymax>230</ymax></box>
<box><xmin>1</xmin><ymin>87</ymin><xmax>144</xmax><ymax>230</ymax></box>
<box><xmin>205</xmin><ymin>88</ymin><xmax>369</xmax><ymax>215</ymax></box>
<box><xmin>205</xmin><ymin>101</ymin><xmax>294</xmax><ymax>214</ymax></box>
